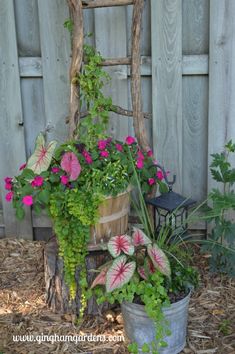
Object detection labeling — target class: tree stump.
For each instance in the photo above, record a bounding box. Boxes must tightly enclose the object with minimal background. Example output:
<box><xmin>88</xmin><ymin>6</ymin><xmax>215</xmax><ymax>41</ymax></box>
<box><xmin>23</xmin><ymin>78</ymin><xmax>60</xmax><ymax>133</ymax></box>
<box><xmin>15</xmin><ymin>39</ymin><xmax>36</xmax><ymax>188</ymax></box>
<box><xmin>44</xmin><ymin>236</ymin><xmax>111</xmax><ymax>315</ymax></box>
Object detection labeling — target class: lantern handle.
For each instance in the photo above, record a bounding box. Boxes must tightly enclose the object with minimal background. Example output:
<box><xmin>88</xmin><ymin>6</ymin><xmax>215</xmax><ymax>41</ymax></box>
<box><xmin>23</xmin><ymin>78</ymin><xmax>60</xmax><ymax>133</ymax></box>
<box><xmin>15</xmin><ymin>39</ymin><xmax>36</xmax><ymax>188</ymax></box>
<box><xmin>154</xmin><ymin>164</ymin><xmax>176</xmax><ymax>191</ymax></box>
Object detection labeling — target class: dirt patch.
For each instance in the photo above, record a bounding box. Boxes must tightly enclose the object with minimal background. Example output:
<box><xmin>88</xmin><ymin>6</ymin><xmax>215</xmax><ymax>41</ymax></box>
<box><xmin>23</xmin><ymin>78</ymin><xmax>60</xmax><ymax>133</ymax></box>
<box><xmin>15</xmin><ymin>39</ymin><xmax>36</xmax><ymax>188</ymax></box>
<box><xmin>0</xmin><ymin>239</ymin><xmax>234</xmax><ymax>354</ymax></box>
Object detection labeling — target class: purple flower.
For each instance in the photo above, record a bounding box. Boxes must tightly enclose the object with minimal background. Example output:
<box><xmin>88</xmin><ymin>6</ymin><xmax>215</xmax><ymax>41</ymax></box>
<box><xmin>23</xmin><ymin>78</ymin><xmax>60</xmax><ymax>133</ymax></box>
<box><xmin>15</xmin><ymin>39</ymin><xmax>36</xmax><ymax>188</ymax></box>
<box><xmin>5</xmin><ymin>191</ymin><xmax>13</xmax><ymax>202</ymax></box>
<box><xmin>60</xmin><ymin>175</ymin><xmax>69</xmax><ymax>185</ymax></box>
<box><xmin>100</xmin><ymin>150</ymin><xmax>109</xmax><ymax>158</ymax></box>
<box><xmin>31</xmin><ymin>176</ymin><xmax>44</xmax><ymax>187</ymax></box>
<box><xmin>22</xmin><ymin>195</ymin><xmax>33</xmax><ymax>206</ymax></box>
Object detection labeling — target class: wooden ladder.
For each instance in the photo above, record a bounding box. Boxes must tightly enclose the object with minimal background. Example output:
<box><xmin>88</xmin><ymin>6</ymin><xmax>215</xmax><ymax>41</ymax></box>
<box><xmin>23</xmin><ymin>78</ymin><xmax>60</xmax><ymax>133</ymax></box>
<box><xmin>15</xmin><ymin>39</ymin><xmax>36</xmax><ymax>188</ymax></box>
<box><xmin>67</xmin><ymin>0</ymin><xmax>150</xmax><ymax>151</ymax></box>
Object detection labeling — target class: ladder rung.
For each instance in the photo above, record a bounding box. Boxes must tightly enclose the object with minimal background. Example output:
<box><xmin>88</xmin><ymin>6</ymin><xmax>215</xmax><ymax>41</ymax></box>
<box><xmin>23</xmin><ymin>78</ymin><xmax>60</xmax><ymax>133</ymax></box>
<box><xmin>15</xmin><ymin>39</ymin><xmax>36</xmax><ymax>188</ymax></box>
<box><xmin>101</xmin><ymin>57</ymin><xmax>131</xmax><ymax>66</ymax></box>
<box><xmin>82</xmin><ymin>0</ymin><xmax>134</xmax><ymax>9</ymax></box>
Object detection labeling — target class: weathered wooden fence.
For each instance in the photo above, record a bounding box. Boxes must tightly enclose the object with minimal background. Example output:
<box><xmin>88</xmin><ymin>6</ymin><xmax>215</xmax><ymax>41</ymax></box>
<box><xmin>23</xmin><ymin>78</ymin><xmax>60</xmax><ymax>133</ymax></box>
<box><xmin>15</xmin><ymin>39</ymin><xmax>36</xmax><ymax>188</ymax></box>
<box><xmin>0</xmin><ymin>0</ymin><xmax>235</xmax><ymax>239</ymax></box>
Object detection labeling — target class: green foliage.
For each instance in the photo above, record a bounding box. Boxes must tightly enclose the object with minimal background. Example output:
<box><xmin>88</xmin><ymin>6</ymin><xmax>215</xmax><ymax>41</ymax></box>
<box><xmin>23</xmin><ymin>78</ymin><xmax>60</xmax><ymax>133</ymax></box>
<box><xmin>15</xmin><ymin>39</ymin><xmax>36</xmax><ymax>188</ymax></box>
<box><xmin>202</xmin><ymin>140</ymin><xmax>235</xmax><ymax>277</ymax></box>
<box><xmin>78</xmin><ymin>44</ymin><xmax>113</xmax><ymax>148</ymax></box>
<box><xmin>64</xmin><ymin>18</ymin><xmax>73</xmax><ymax>33</ymax></box>
<box><xmin>49</xmin><ymin>187</ymin><xmax>102</xmax><ymax>317</ymax></box>
<box><xmin>218</xmin><ymin>319</ymin><xmax>233</xmax><ymax>336</ymax></box>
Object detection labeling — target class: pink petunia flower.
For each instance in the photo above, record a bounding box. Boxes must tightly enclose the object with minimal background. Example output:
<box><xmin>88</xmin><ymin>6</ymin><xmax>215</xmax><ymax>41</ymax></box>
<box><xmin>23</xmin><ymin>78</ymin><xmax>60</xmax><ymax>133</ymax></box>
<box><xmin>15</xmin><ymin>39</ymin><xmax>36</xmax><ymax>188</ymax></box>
<box><xmin>100</xmin><ymin>150</ymin><xmax>109</xmax><ymax>158</ymax></box>
<box><xmin>82</xmin><ymin>150</ymin><xmax>93</xmax><ymax>164</ymax></box>
<box><xmin>19</xmin><ymin>163</ymin><xmax>27</xmax><ymax>171</ymax></box>
<box><xmin>98</xmin><ymin>140</ymin><xmax>108</xmax><ymax>150</ymax></box>
<box><xmin>147</xmin><ymin>150</ymin><xmax>153</xmax><ymax>157</ymax></box>
<box><xmin>31</xmin><ymin>176</ymin><xmax>44</xmax><ymax>187</ymax></box>
<box><xmin>136</xmin><ymin>159</ymin><xmax>144</xmax><ymax>169</ymax></box>
<box><xmin>51</xmin><ymin>167</ymin><xmax>60</xmax><ymax>173</ymax></box>
<box><xmin>5</xmin><ymin>183</ymin><xmax>12</xmax><ymax>190</ymax></box>
<box><xmin>4</xmin><ymin>177</ymin><xmax>12</xmax><ymax>184</ymax></box>
<box><xmin>125</xmin><ymin>136</ymin><xmax>136</xmax><ymax>145</ymax></box>
<box><xmin>115</xmin><ymin>144</ymin><xmax>123</xmax><ymax>152</ymax></box>
<box><xmin>22</xmin><ymin>195</ymin><xmax>33</xmax><ymax>206</ymax></box>
<box><xmin>60</xmin><ymin>175</ymin><xmax>69</xmax><ymax>185</ymax></box>
<box><xmin>5</xmin><ymin>191</ymin><xmax>13</xmax><ymax>202</ymax></box>
<box><xmin>156</xmin><ymin>170</ymin><xmax>164</xmax><ymax>181</ymax></box>
<box><xmin>148</xmin><ymin>178</ymin><xmax>155</xmax><ymax>186</ymax></box>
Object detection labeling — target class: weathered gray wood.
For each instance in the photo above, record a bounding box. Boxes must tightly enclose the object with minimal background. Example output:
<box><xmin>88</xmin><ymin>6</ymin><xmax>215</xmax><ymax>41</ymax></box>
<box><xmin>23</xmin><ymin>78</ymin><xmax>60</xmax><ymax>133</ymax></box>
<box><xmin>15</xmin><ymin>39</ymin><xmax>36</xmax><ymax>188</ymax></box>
<box><xmin>18</xmin><ymin>55</ymin><xmax>209</xmax><ymax>78</ymax></box>
<box><xmin>21</xmin><ymin>78</ymin><xmax>46</xmax><ymax>156</ymax></box>
<box><xmin>182</xmin><ymin>76</ymin><xmax>208</xmax><ymax>203</ymax></box>
<box><xmin>208</xmin><ymin>0</ymin><xmax>235</xmax><ymax>192</ymax></box>
<box><xmin>38</xmin><ymin>0</ymin><xmax>71</xmax><ymax>143</ymax></box>
<box><xmin>182</xmin><ymin>0</ymin><xmax>209</xmax><ymax>55</ymax></box>
<box><xmin>182</xmin><ymin>55</ymin><xmax>208</xmax><ymax>75</ymax></box>
<box><xmin>126</xmin><ymin>0</ymin><xmax>151</xmax><ymax>56</ymax></box>
<box><xmin>151</xmin><ymin>0</ymin><xmax>183</xmax><ymax>192</ymax></box>
<box><xmin>19</xmin><ymin>57</ymin><xmax>42</xmax><ymax>77</ymax></box>
<box><xmin>14</xmin><ymin>0</ymin><xmax>41</xmax><ymax>56</ymax></box>
<box><xmin>94</xmin><ymin>6</ymin><xmax>129</xmax><ymax>140</ymax></box>
<box><xmin>0</xmin><ymin>0</ymin><xmax>33</xmax><ymax>239</ymax></box>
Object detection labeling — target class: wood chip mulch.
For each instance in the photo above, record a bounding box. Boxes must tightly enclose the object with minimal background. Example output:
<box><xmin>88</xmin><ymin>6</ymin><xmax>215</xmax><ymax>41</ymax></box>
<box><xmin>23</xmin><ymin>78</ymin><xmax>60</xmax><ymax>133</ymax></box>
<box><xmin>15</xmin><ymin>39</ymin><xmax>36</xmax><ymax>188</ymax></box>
<box><xmin>0</xmin><ymin>239</ymin><xmax>234</xmax><ymax>354</ymax></box>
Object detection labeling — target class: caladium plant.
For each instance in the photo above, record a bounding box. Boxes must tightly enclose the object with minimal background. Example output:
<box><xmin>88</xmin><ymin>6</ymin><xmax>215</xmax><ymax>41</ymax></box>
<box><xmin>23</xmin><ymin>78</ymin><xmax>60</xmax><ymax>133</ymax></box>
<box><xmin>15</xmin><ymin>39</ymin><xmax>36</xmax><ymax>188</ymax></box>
<box><xmin>26</xmin><ymin>133</ymin><xmax>57</xmax><ymax>174</ymax></box>
<box><xmin>61</xmin><ymin>151</ymin><xmax>81</xmax><ymax>181</ymax></box>
<box><xmin>91</xmin><ymin>227</ymin><xmax>171</xmax><ymax>293</ymax></box>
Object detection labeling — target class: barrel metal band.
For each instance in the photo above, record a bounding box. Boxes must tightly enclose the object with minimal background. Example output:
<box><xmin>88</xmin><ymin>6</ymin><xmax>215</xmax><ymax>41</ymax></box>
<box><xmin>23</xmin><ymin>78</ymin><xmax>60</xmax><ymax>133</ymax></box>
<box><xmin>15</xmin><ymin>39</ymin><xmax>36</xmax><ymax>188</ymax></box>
<box><xmin>98</xmin><ymin>207</ymin><xmax>130</xmax><ymax>224</ymax></box>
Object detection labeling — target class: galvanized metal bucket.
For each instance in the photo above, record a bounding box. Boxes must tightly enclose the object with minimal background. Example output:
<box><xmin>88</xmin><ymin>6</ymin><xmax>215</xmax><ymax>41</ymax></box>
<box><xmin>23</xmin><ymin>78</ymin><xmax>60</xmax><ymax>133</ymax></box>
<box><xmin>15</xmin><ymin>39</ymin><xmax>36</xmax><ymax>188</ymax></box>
<box><xmin>121</xmin><ymin>291</ymin><xmax>191</xmax><ymax>354</ymax></box>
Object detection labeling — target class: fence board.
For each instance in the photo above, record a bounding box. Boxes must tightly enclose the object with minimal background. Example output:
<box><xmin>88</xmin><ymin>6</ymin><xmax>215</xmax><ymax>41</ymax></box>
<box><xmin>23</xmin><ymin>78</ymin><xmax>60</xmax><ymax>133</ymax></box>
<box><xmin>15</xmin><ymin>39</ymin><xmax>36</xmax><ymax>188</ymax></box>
<box><xmin>182</xmin><ymin>0</ymin><xmax>209</xmax><ymax>55</ymax></box>
<box><xmin>151</xmin><ymin>0</ymin><xmax>183</xmax><ymax>192</ymax></box>
<box><xmin>94</xmin><ymin>6</ymin><xmax>129</xmax><ymax>140</ymax></box>
<box><xmin>208</xmin><ymin>0</ymin><xmax>235</xmax><ymax>192</ymax></box>
<box><xmin>0</xmin><ymin>0</ymin><xmax>33</xmax><ymax>239</ymax></box>
<box><xmin>21</xmin><ymin>79</ymin><xmax>46</xmax><ymax>157</ymax></box>
<box><xmin>38</xmin><ymin>0</ymin><xmax>71</xmax><ymax>143</ymax></box>
<box><xmin>183</xmin><ymin>76</ymin><xmax>208</xmax><ymax>201</ymax></box>
<box><xmin>14</xmin><ymin>0</ymin><xmax>41</xmax><ymax>56</ymax></box>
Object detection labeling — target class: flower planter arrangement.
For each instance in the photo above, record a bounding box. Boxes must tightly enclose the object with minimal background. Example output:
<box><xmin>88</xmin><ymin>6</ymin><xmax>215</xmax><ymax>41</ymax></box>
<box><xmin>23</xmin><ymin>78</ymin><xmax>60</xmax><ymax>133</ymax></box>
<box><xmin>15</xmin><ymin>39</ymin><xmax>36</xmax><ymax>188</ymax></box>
<box><xmin>4</xmin><ymin>132</ymin><xmax>163</xmax><ymax>316</ymax></box>
<box><xmin>91</xmin><ymin>166</ymin><xmax>199</xmax><ymax>354</ymax></box>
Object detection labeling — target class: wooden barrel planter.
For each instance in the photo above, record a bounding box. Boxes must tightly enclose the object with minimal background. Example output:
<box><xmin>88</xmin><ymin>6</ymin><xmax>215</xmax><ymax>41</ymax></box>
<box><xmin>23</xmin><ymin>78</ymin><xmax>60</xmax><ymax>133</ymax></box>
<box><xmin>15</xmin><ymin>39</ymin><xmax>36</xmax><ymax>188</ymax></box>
<box><xmin>90</xmin><ymin>187</ymin><xmax>131</xmax><ymax>246</ymax></box>
<box><xmin>44</xmin><ymin>188</ymin><xmax>131</xmax><ymax>315</ymax></box>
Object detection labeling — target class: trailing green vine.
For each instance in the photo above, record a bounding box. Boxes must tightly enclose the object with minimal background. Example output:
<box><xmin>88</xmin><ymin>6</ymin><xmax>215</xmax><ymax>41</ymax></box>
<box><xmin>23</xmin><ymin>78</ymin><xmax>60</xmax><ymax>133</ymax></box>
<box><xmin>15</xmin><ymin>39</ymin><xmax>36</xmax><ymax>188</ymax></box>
<box><xmin>49</xmin><ymin>187</ymin><xmax>103</xmax><ymax>318</ymax></box>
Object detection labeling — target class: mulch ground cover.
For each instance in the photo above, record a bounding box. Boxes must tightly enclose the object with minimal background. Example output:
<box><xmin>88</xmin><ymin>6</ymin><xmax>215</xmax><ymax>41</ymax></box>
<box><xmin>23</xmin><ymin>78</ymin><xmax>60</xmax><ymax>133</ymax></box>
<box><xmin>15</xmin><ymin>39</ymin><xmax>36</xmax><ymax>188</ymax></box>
<box><xmin>0</xmin><ymin>239</ymin><xmax>234</xmax><ymax>354</ymax></box>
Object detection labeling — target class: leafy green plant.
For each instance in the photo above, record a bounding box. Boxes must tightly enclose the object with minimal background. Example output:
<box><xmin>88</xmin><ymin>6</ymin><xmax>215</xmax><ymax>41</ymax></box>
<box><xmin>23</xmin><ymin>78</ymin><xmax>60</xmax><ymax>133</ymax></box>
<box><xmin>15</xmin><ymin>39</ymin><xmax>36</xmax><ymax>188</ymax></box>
<box><xmin>202</xmin><ymin>140</ymin><xmax>235</xmax><ymax>277</ymax></box>
<box><xmin>5</xmin><ymin>135</ymin><xmax>165</xmax><ymax>318</ymax></box>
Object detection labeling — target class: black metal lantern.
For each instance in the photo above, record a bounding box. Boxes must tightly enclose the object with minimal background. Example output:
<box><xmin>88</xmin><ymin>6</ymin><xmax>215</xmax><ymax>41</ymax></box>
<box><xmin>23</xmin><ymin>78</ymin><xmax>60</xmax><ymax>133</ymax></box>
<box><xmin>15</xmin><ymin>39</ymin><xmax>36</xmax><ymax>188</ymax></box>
<box><xmin>146</xmin><ymin>165</ymin><xmax>196</xmax><ymax>237</ymax></box>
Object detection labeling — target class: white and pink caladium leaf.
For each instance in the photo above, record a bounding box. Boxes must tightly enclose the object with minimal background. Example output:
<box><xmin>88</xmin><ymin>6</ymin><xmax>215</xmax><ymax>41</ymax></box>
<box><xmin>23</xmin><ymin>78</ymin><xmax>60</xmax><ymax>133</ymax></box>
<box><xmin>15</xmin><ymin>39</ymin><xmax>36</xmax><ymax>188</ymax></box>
<box><xmin>106</xmin><ymin>255</ymin><xmax>136</xmax><ymax>292</ymax></box>
<box><xmin>26</xmin><ymin>133</ymin><xmax>57</xmax><ymax>174</ymax></box>
<box><xmin>61</xmin><ymin>152</ymin><xmax>81</xmax><ymax>181</ymax></box>
<box><xmin>108</xmin><ymin>234</ymin><xmax>134</xmax><ymax>258</ymax></box>
<box><xmin>90</xmin><ymin>266</ymin><xmax>109</xmax><ymax>289</ymax></box>
<box><xmin>147</xmin><ymin>244</ymin><xmax>171</xmax><ymax>278</ymax></box>
<box><xmin>137</xmin><ymin>258</ymin><xmax>155</xmax><ymax>280</ymax></box>
<box><xmin>137</xmin><ymin>266</ymin><xmax>147</xmax><ymax>280</ymax></box>
<box><xmin>132</xmin><ymin>227</ymin><xmax>152</xmax><ymax>247</ymax></box>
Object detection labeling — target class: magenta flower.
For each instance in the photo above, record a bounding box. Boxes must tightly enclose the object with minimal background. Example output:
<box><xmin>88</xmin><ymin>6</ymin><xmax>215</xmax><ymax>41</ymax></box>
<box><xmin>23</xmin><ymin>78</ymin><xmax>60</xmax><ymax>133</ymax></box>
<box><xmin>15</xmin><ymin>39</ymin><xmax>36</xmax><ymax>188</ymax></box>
<box><xmin>125</xmin><ymin>136</ymin><xmax>136</xmax><ymax>145</ymax></box>
<box><xmin>98</xmin><ymin>140</ymin><xmax>108</xmax><ymax>150</ymax></box>
<box><xmin>148</xmin><ymin>178</ymin><xmax>155</xmax><ymax>186</ymax></box>
<box><xmin>5</xmin><ymin>183</ymin><xmax>12</xmax><ymax>191</ymax></box>
<box><xmin>147</xmin><ymin>150</ymin><xmax>153</xmax><ymax>157</ymax></box>
<box><xmin>60</xmin><ymin>175</ymin><xmax>69</xmax><ymax>185</ymax></box>
<box><xmin>51</xmin><ymin>167</ymin><xmax>60</xmax><ymax>173</ymax></box>
<box><xmin>100</xmin><ymin>150</ymin><xmax>109</xmax><ymax>158</ymax></box>
<box><xmin>82</xmin><ymin>150</ymin><xmax>93</xmax><ymax>164</ymax></box>
<box><xmin>5</xmin><ymin>191</ymin><xmax>13</xmax><ymax>202</ymax></box>
<box><xmin>156</xmin><ymin>170</ymin><xmax>164</xmax><ymax>181</ymax></box>
<box><xmin>137</xmin><ymin>150</ymin><xmax>145</xmax><ymax>160</ymax></box>
<box><xmin>31</xmin><ymin>176</ymin><xmax>44</xmax><ymax>187</ymax></box>
<box><xmin>19</xmin><ymin>163</ymin><xmax>27</xmax><ymax>171</ymax></box>
<box><xmin>4</xmin><ymin>177</ymin><xmax>12</xmax><ymax>184</ymax></box>
<box><xmin>22</xmin><ymin>195</ymin><xmax>33</xmax><ymax>206</ymax></box>
<box><xmin>136</xmin><ymin>159</ymin><xmax>144</xmax><ymax>169</ymax></box>
<box><xmin>115</xmin><ymin>144</ymin><xmax>123</xmax><ymax>152</ymax></box>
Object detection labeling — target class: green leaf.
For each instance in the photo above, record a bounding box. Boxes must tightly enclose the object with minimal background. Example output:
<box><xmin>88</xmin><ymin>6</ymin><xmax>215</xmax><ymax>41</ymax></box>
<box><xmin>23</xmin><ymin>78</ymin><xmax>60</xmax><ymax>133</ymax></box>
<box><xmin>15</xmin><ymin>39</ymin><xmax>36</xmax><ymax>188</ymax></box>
<box><xmin>142</xmin><ymin>343</ymin><xmax>150</xmax><ymax>352</ymax></box>
<box><xmin>20</xmin><ymin>168</ymin><xmax>35</xmax><ymax>180</ymax></box>
<box><xmin>38</xmin><ymin>189</ymin><xmax>50</xmax><ymax>204</ymax></box>
<box><xmin>158</xmin><ymin>180</ymin><xmax>169</xmax><ymax>194</ymax></box>
<box><xmin>16</xmin><ymin>207</ymin><xmax>25</xmax><ymax>220</ymax></box>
